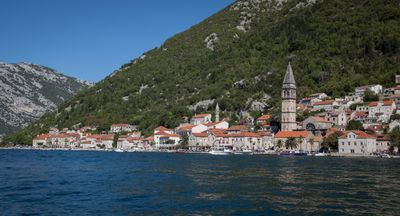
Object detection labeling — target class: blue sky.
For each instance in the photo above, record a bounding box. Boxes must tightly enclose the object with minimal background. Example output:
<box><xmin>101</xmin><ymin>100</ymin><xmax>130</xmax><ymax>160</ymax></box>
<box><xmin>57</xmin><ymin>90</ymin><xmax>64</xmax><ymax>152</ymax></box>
<box><xmin>0</xmin><ymin>0</ymin><xmax>234</xmax><ymax>82</ymax></box>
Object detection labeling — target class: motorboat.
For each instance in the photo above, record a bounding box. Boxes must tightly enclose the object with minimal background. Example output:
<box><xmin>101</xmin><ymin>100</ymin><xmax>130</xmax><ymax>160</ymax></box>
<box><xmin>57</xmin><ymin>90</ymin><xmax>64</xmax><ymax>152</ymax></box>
<box><xmin>314</xmin><ymin>152</ymin><xmax>328</xmax><ymax>157</ymax></box>
<box><xmin>114</xmin><ymin>149</ymin><xmax>124</xmax><ymax>153</ymax></box>
<box><xmin>209</xmin><ymin>147</ymin><xmax>231</xmax><ymax>155</ymax></box>
<box><xmin>279</xmin><ymin>150</ymin><xmax>307</xmax><ymax>156</ymax></box>
<box><xmin>242</xmin><ymin>149</ymin><xmax>253</xmax><ymax>155</ymax></box>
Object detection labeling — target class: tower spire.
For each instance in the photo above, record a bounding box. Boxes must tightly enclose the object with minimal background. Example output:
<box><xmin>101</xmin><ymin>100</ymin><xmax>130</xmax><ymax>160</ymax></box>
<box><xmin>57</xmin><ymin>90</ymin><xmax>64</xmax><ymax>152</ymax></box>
<box><xmin>283</xmin><ymin>62</ymin><xmax>296</xmax><ymax>85</ymax></box>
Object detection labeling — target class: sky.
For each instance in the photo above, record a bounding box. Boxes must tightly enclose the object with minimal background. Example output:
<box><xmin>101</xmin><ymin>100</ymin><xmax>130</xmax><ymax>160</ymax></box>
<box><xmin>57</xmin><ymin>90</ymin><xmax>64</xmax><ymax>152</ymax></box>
<box><xmin>0</xmin><ymin>0</ymin><xmax>234</xmax><ymax>82</ymax></box>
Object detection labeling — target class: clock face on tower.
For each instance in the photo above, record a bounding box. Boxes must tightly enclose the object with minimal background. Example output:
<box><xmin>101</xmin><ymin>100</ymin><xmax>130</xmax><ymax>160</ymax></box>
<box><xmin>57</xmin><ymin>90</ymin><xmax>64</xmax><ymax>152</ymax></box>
<box><xmin>306</xmin><ymin>123</ymin><xmax>316</xmax><ymax>131</ymax></box>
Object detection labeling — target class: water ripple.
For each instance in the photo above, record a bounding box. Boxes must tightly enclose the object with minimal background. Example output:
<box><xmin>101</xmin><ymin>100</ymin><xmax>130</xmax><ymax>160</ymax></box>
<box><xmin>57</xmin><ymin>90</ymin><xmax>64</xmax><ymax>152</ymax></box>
<box><xmin>1</xmin><ymin>150</ymin><xmax>400</xmax><ymax>215</ymax></box>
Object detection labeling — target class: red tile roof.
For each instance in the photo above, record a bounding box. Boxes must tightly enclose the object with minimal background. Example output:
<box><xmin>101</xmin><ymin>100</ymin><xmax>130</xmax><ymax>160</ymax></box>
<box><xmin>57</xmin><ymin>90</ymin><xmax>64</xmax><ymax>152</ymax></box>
<box><xmin>275</xmin><ymin>131</ymin><xmax>310</xmax><ymax>138</ymax></box>
<box><xmin>232</xmin><ymin>132</ymin><xmax>261</xmax><ymax>137</ymax></box>
<box><xmin>383</xmin><ymin>100</ymin><xmax>394</xmax><ymax>106</ymax></box>
<box><xmin>111</xmin><ymin>124</ymin><xmax>129</xmax><ymax>127</ymax></box>
<box><xmin>34</xmin><ymin>134</ymin><xmax>51</xmax><ymax>140</ymax></box>
<box><xmin>192</xmin><ymin>114</ymin><xmax>211</xmax><ymax>118</ymax></box>
<box><xmin>310</xmin><ymin>116</ymin><xmax>330</xmax><ymax>123</ymax></box>
<box><xmin>204</xmin><ymin>122</ymin><xmax>220</xmax><ymax>127</ymax></box>
<box><xmin>369</xmin><ymin>101</ymin><xmax>378</xmax><ymax>107</ymax></box>
<box><xmin>154</xmin><ymin>131</ymin><xmax>180</xmax><ymax>138</ymax></box>
<box><xmin>208</xmin><ymin>128</ymin><xmax>226</xmax><ymax>135</ymax></box>
<box><xmin>313</xmin><ymin>100</ymin><xmax>335</xmax><ymax>106</ymax></box>
<box><xmin>193</xmin><ymin>133</ymin><xmax>208</xmax><ymax>137</ymax></box>
<box><xmin>257</xmin><ymin>115</ymin><xmax>271</xmax><ymax>121</ymax></box>
<box><xmin>154</xmin><ymin>126</ymin><xmax>172</xmax><ymax>131</ymax></box>
<box><xmin>340</xmin><ymin>130</ymin><xmax>376</xmax><ymax>139</ymax></box>
<box><xmin>354</xmin><ymin>111</ymin><xmax>368</xmax><ymax>117</ymax></box>
<box><xmin>227</xmin><ymin>125</ymin><xmax>248</xmax><ymax>131</ymax></box>
<box><xmin>178</xmin><ymin>124</ymin><xmax>195</xmax><ymax>131</ymax></box>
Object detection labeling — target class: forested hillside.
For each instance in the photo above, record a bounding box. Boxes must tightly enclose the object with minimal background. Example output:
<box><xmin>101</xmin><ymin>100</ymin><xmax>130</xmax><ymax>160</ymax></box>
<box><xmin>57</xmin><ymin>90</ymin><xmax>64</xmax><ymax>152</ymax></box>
<box><xmin>7</xmin><ymin>0</ymin><xmax>400</xmax><ymax>144</ymax></box>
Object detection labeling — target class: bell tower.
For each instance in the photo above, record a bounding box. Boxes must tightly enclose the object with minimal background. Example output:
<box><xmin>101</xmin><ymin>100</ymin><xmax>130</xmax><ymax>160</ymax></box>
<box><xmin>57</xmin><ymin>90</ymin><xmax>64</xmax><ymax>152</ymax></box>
<box><xmin>281</xmin><ymin>63</ymin><xmax>297</xmax><ymax>131</ymax></box>
<box><xmin>215</xmin><ymin>103</ymin><xmax>220</xmax><ymax>122</ymax></box>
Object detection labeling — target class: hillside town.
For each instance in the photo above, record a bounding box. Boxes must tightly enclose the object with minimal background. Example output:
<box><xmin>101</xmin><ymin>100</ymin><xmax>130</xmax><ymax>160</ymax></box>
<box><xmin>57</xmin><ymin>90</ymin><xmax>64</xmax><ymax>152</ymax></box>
<box><xmin>32</xmin><ymin>64</ymin><xmax>400</xmax><ymax>157</ymax></box>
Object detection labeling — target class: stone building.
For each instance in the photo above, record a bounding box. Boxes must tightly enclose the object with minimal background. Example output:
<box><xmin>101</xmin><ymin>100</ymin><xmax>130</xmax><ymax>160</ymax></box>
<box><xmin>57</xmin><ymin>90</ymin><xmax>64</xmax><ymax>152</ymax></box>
<box><xmin>281</xmin><ymin>63</ymin><xmax>297</xmax><ymax>131</ymax></box>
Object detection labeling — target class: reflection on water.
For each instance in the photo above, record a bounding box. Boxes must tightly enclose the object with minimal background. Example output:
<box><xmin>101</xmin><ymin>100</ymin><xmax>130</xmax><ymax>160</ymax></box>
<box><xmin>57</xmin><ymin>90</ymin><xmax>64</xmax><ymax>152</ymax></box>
<box><xmin>0</xmin><ymin>150</ymin><xmax>400</xmax><ymax>215</ymax></box>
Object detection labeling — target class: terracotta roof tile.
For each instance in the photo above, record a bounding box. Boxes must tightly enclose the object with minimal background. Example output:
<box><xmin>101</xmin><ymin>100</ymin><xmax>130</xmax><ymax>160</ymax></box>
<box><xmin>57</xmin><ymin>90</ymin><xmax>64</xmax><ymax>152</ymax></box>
<box><xmin>313</xmin><ymin>100</ymin><xmax>334</xmax><ymax>106</ymax></box>
<box><xmin>192</xmin><ymin>114</ymin><xmax>211</xmax><ymax>118</ymax></box>
<box><xmin>311</xmin><ymin>116</ymin><xmax>330</xmax><ymax>123</ymax></box>
<box><xmin>256</xmin><ymin>115</ymin><xmax>271</xmax><ymax>121</ymax></box>
<box><xmin>192</xmin><ymin>133</ymin><xmax>208</xmax><ymax>137</ymax></box>
<box><xmin>275</xmin><ymin>131</ymin><xmax>310</xmax><ymax>138</ymax></box>
<box><xmin>111</xmin><ymin>124</ymin><xmax>130</xmax><ymax>127</ymax></box>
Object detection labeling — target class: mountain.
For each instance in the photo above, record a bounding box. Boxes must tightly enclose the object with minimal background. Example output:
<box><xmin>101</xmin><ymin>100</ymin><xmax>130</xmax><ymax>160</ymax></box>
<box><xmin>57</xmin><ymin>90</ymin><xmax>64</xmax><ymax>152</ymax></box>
<box><xmin>0</xmin><ymin>62</ymin><xmax>90</xmax><ymax>134</ymax></box>
<box><xmin>6</xmin><ymin>0</ymin><xmax>400</xmax><ymax>144</ymax></box>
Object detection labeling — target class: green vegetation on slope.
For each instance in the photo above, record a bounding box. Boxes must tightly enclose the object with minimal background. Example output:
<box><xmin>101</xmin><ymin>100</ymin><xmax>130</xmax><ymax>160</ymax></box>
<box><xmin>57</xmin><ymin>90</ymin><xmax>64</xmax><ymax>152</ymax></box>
<box><xmin>5</xmin><ymin>0</ymin><xmax>400</xmax><ymax>145</ymax></box>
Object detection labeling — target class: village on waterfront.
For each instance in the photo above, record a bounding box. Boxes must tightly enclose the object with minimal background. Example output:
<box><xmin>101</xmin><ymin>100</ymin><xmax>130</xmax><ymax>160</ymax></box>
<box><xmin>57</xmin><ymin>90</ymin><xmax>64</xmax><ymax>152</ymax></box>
<box><xmin>21</xmin><ymin>64</ymin><xmax>400</xmax><ymax>157</ymax></box>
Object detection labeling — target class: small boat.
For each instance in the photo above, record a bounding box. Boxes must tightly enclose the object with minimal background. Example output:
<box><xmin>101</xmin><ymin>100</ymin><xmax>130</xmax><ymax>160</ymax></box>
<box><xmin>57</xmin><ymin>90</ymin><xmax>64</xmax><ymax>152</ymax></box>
<box><xmin>114</xmin><ymin>149</ymin><xmax>124</xmax><ymax>153</ymax></box>
<box><xmin>380</xmin><ymin>153</ymin><xmax>391</xmax><ymax>158</ymax></box>
<box><xmin>209</xmin><ymin>147</ymin><xmax>231</xmax><ymax>155</ymax></box>
<box><xmin>294</xmin><ymin>150</ymin><xmax>307</xmax><ymax>156</ymax></box>
<box><xmin>315</xmin><ymin>152</ymin><xmax>327</xmax><ymax>157</ymax></box>
<box><xmin>279</xmin><ymin>151</ymin><xmax>292</xmax><ymax>156</ymax></box>
<box><xmin>242</xmin><ymin>149</ymin><xmax>253</xmax><ymax>155</ymax></box>
<box><xmin>209</xmin><ymin>150</ymin><xmax>230</xmax><ymax>155</ymax></box>
<box><xmin>175</xmin><ymin>150</ymin><xmax>187</xmax><ymax>154</ymax></box>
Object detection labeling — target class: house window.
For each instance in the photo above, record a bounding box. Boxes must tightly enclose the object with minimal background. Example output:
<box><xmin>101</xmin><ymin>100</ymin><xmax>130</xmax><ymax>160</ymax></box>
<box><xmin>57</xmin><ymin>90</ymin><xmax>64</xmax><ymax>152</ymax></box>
<box><xmin>351</xmin><ymin>149</ymin><xmax>355</xmax><ymax>153</ymax></box>
<box><xmin>342</xmin><ymin>149</ymin><xmax>344</xmax><ymax>152</ymax></box>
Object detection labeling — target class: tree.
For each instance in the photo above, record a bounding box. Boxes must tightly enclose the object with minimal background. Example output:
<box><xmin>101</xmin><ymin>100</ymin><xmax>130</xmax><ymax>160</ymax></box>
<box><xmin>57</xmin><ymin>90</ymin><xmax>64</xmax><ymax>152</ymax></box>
<box><xmin>285</xmin><ymin>137</ymin><xmax>298</xmax><ymax>150</ymax></box>
<box><xmin>322</xmin><ymin>131</ymin><xmax>343</xmax><ymax>151</ymax></box>
<box><xmin>165</xmin><ymin>140</ymin><xmax>175</xmax><ymax>145</ymax></box>
<box><xmin>350</xmin><ymin>103</ymin><xmax>364</xmax><ymax>111</ymax></box>
<box><xmin>276</xmin><ymin>139</ymin><xmax>283</xmax><ymax>150</ymax></box>
<box><xmin>346</xmin><ymin>120</ymin><xmax>363</xmax><ymax>130</ymax></box>
<box><xmin>363</xmin><ymin>89</ymin><xmax>379</xmax><ymax>102</ymax></box>
<box><xmin>112</xmin><ymin>133</ymin><xmax>119</xmax><ymax>148</ymax></box>
<box><xmin>179</xmin><ymin>135</ymin><xmax>189</xmax><ymax>149</ymax></box>
<box><xmin>389</xmin><ymin>126</ymin><xmax>400</xmax><ymax>153</ymax></box>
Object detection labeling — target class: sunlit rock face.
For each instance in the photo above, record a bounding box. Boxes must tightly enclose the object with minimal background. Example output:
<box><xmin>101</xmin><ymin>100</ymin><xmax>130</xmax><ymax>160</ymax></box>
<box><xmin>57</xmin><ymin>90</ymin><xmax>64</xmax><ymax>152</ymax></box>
<box><xmin>0</xmin><ymin>62</ymin><xmax>90</xmax><ymax>134</ymax></box>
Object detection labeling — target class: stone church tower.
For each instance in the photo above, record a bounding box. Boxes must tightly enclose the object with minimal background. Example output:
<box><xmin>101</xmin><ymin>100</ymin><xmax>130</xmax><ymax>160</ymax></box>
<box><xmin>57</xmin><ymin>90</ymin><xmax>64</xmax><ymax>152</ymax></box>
<box><xmin>281</xmin><ymin>63</ymin><xmax>297</xmax><ymax>131</ymax></box>
<box><xmin>215</xmin><ymin>103</ymin><xmax>220</xmax><ymax>122</ymax></box>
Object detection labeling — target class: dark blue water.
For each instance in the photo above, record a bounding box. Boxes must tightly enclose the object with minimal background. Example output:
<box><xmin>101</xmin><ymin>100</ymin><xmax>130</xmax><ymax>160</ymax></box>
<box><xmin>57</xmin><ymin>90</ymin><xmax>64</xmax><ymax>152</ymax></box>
<box><xmin>1</xmin><ymin>150</ymin><xmax>400</xmax><ymax>215</ymax></box>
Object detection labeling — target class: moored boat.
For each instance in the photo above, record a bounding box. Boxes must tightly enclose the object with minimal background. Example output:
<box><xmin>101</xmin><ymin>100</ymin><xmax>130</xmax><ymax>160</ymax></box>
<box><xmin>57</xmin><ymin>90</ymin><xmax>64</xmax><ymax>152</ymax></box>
<box><xmin>242</xmin><ymin>149</ymin><xmax>253</xmax><ymax>155</ymax></box>
<box><xmin>209</xmin><ymin>146</ymin><xmax>232</xmax><ymax>155</ymax></box>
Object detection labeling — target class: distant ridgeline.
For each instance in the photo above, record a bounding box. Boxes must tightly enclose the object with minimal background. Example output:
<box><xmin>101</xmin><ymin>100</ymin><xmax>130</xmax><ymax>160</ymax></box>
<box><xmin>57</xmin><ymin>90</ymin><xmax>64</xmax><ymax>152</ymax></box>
<box><xmin>6</xmin><ymin>0</ymin><xmax>400</xmax><ymax>144</ymax></box>
<box><xmin>0</xmin><ymin>62</ymin><xmax>90</xmax><ymax>135</ymax></box>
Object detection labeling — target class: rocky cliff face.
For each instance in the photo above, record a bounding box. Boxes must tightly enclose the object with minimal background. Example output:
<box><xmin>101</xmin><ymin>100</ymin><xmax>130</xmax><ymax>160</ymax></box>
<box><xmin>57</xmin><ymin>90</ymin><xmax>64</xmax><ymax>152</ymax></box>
<box><xmin>0</xmin><ymin>62</ymin><xmax>90</xmax><ymax>134</ymax></box>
